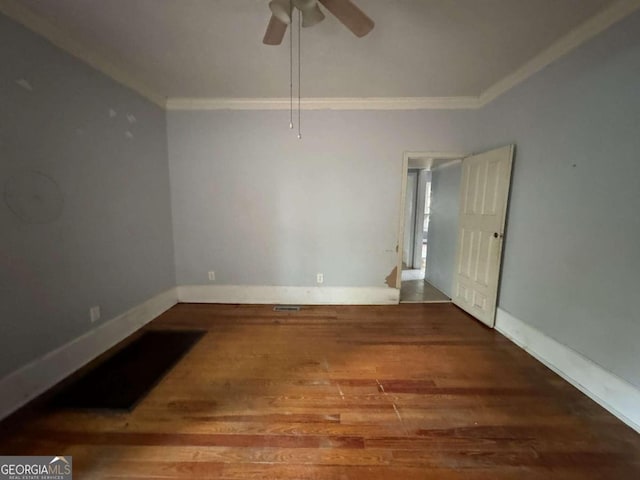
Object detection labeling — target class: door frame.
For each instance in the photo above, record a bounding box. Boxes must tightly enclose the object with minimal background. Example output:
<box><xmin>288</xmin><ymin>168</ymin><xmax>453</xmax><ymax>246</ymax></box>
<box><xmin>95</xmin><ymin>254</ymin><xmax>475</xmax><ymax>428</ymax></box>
<box><xmin>403</xmin><ymin>170</ymin><xmax>419</xmax><ymax>267</ymax></box>
<box><xmin>412</xmin><ymin>169</ymin><xmax>430</xmax><ymax>269</ymax></box>
<box><xmin>396</xmin><ymin>151</ymin><xmax>467</xmax><ymax>290</ymax></box>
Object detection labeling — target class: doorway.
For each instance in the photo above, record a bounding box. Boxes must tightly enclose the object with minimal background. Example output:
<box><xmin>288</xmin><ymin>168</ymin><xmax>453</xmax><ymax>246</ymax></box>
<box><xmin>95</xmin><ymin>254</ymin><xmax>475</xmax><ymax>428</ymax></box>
<box><xmin>396</xmin><ymin>146</ymin><xmax>515</xmax><ymax>327</ymax></box>
<box><xmin>397</xmin><ymin>152</ymin><xmax>465</xmax><ymax>303</ymax></box>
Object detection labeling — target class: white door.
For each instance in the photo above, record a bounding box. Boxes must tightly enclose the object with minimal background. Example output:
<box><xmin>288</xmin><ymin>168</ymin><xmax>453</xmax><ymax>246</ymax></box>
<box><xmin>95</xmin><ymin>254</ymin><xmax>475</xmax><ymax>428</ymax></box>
<box><xmin>452</xmin><ymin>145</ymin><xmax>514</xmax><ymax>327</ymax></box>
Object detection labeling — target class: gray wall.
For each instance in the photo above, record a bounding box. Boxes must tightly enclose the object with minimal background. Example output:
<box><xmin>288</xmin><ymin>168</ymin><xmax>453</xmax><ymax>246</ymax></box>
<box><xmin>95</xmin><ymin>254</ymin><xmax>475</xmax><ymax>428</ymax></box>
<box><xmin>0</xmin><ymin>15</ymin><xmax>175</xmax><ymax>378</ymax></box>
<box><xmin>475</xmin><ymin>10</ymin><xmax>640</xmax><ymax>388</ymax></box>
<box><xmin>167</xmin><ymin>10</ymin><xmax>640</xmax><ymax>390</ymax></box>
<box><xmin>425</xmin><ymin>163</ymin><xmax>461</xmax><ymax>297</ymax></box>
<box><xmin>422</xmin><ymin>11</ymin><xmax>640</xmax><ymax>388</ymax></box>
<box><xmin>167</xmin><ymin>110</ymin><xmax>478</xmax><ymax>287</ymax></box>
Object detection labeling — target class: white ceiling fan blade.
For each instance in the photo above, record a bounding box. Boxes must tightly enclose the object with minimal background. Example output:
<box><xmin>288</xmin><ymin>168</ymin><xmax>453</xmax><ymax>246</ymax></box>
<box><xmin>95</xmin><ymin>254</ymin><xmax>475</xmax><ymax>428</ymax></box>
<box><xmin>318</xmin><ymin>0</ymin><xmax>374</xmax><ymax>37</ymax></box>
<box><xmin>263</xmin><ymin>15</ymin><xmax>288</xmax><ymax>45</ymax></box>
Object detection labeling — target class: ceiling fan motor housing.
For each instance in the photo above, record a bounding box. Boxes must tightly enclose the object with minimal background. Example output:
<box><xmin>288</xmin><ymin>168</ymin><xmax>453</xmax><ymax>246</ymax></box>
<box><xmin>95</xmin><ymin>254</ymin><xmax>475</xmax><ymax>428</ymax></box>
<box><xmin>296</xmin><ymin>1</ymin><xmax>325</xmax><ymax>28</ymax></box>
<box><xmin>264</xmin><ymin>0</ymin><xmax>374</xmax><ymax>45</ymax></box>
<box><xmin>269</xmin><ymin>0</ymin><xmax>293</xmax><ymax>24</ymax></box>
<box><xmin>294</xmin><ymin>0</ymin><xmax>318</xmax><ymax>10</ymax></box>
<box><xmin>270</xmin><ymin>0</ymin><xmax>325</xmax><ymax>28</ymax></box>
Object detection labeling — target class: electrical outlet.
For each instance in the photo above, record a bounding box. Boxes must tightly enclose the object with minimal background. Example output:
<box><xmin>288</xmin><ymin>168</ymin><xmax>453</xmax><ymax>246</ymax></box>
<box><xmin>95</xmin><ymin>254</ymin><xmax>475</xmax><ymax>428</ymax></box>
<box><xmin>316</xmin><ymin>273</ymin><xmax>324</xmax><ymax>284</ymax></box>
<box><xmin>89</xmin><ymin>306</ymin><xmax>101</xmax><ymax>323</ymax></box>
<box><xmin>208</xmin><ymin>271</ymin><xmax>216</xmax><ymax>281</ymax></box>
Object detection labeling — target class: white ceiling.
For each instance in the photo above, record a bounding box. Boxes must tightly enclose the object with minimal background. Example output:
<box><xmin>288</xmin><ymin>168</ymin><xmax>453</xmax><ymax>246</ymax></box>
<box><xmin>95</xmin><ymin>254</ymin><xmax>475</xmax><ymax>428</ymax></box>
<box><xmin>10</xmin><ymin>0</ymin><xmax>619</xmax><ymax>100</ymax></box>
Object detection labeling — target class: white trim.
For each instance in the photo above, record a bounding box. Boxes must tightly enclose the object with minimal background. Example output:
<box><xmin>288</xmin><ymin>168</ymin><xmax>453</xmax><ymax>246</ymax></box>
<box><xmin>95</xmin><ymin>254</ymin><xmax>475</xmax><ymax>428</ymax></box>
<box><xmin>0</xmin><ymin>288</ymin><xmax>178</xmax><ymax>420</ymax></box>
<box><xmin>479</xmin><ymin>0</ymin><xmax>640</xmax><ymax>106</ymax></box>
<box><xmin>399</xmin><ymin>299</ymin><xmax>450</xmax><ymax>304</ymax></box>
<box><xmin>404</xmin><ymin>151</ymin><xmax>468</xmax><ymax>162</ymax></box>
<box><xmin>0</xmin><ymin>0</ymin><xmax>166</xmax><ymax>107</ymax></box>
<box><xmin>495</xmin><ymin>308</ymin><xmax>640</xmax><ymax>434</ymax></box>
<box><xmin>165</xmin><ymin>96</ymin><xmax>481</xmax><ymax>111</ymax></box>
<box><xmin>177</xmin><ymin>285</ymin><xmax>399</xmax><ymax>305</ymax></box>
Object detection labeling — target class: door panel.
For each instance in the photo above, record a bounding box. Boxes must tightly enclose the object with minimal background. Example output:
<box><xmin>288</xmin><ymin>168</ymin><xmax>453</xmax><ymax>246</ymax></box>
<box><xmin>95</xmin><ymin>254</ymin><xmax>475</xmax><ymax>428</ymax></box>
<box><xmin>452</xmin><ymin>145</ymin><xmax>514</xmax><ymax>327</ymax></box>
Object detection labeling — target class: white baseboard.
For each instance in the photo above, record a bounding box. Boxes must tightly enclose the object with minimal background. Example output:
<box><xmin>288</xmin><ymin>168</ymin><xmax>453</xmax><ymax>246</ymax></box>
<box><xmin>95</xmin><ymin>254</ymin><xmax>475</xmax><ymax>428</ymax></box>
<box><xmin>177</xmin><ymin>285</ymin><xmax>400</xmax><ymax>305</ymax></box>
<box><xmin>0</xmin><ymin>287</ymin><xmax>178</xmax><ymax>420</ymax></box>
<box><xmin>495</xmin><ymin>308</ymin><xmax>640</xmax><ymax>434</ymax></box>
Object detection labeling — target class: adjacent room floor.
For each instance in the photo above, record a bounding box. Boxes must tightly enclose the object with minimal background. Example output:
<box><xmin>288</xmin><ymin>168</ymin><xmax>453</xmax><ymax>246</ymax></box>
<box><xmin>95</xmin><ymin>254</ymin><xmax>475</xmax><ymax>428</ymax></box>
<box><xmin>400</xmin><ymin>279</ymin><xmax>450</xmax><ymax>303</ymax></box>
<box><xmin>1</xmin><ymin>303</ymin><xmax>639</xmax><ymax>479</ymax></box>
<box><xmin>400</xmin><ymin>267</ymin><xmax>450</xmax><ymax>303</ymax></box>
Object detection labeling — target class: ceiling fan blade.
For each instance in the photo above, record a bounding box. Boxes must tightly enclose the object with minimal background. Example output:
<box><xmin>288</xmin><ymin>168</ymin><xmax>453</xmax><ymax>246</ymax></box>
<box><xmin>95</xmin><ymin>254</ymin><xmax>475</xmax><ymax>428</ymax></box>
<box><xmin>263</xmin><ymin>15</ymin><xmax>288</xmax><ymax>45</ymax></box>
<box><xmin>318</xmin><ymin>0</ymin><xmax>374</xmax><ymax>37</ymax></box>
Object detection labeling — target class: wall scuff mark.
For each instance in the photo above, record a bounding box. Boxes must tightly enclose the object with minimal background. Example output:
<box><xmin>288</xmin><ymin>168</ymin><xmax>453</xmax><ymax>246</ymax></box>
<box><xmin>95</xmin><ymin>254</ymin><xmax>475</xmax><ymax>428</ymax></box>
<box><xmin>15</xmin><ymin>79</ymin><xmax>33</xmax><ymax>91</ymax></box>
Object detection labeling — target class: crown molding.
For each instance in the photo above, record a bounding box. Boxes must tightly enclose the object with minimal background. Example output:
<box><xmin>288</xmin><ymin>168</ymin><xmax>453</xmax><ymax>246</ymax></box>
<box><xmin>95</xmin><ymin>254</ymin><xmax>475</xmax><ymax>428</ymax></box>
<box><xmin>0</xmin><ymin>0</ymin><xmax>166</xmax><ymax>108</ymax></box>
<box><xmin>165</xmin><ymin>96</ymin><xmax>482</xmax><ymax>111</ymax></box>
<box><xmin>3</xmin><ymin>0</ymin><xmax>638</xmax><ymax>112</ymax></box>
<box><xmin>478</xmin><ymin>0</ymin><xmax>640</xmax><ymax>106</ymax></box>
<box><xmin>168</xmin><ymin>0</ymin><xmax>640</xmax><ymax>112</ymax></box>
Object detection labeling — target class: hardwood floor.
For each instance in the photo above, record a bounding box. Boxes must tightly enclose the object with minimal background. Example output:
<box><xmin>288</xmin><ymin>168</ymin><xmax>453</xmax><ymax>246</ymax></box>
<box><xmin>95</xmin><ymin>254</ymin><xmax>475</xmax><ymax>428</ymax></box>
<box><xmin>1</xmin><ymin>303</ymin><xmax>639</xmax><ymax>479</ymax></box>
<box><xmin>400</xmin><ymin>279</ymin><xmax>450</xmax><ymax>303</ymax></box>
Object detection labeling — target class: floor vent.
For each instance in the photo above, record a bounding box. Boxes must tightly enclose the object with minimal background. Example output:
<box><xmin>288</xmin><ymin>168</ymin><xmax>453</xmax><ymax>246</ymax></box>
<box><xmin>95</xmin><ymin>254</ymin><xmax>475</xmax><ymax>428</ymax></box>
<box><xmin>273</xmin><ymin>305</ymin><xmax>301</xmax><ymax>312</ymax></box>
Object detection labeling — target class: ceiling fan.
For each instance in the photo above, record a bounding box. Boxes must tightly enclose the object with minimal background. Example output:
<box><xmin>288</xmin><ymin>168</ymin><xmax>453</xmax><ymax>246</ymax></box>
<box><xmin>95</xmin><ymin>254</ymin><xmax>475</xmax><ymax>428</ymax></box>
<box><xmin>263</xmin><ymin>0</ymin><xmax>375</xmax><ymax>45</ymax></box>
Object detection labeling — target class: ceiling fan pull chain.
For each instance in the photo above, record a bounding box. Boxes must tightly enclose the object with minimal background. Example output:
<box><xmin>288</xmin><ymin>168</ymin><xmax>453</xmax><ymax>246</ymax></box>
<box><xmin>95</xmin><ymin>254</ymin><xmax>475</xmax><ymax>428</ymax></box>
<box><xmin>298</xmin><ymin>7</ymin><xmax>302</xmax><ymax>140</ymax></box>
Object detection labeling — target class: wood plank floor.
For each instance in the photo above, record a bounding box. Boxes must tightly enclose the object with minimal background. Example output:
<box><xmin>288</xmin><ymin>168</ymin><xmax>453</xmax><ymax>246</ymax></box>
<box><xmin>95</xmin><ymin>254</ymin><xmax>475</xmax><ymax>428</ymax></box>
<box><xmin>400</xmin><ymin>280</ymin><xmax>450</xmax><ymax>303</ymax></box>
<box><xmin>1</xmin><ymin>303</ymin><xmax>639</xmax><ymax>479</ymax></box>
